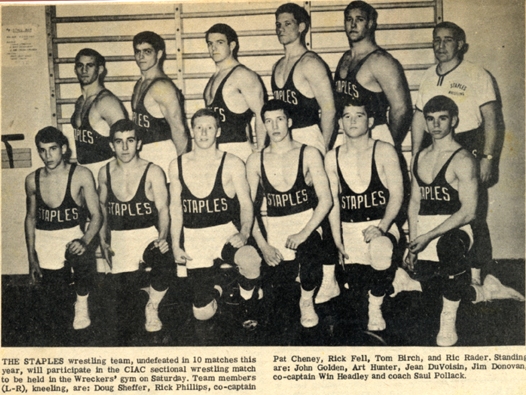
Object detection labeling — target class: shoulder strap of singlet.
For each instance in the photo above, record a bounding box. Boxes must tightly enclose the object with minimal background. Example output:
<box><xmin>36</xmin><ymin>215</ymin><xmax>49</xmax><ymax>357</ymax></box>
<box><xmin>335</xmin><ymin>145</ymin><xmax>346</xmax><ymax>187</ymax></box>
<box><xmin>297</xmin><ymin>144</ymin><xmax>307</xmax><ymax>180</ymax></box>
<box><xmin>350</xmin><ymin>48</ymin><xmax>383</xmax><ymax>76</ymax></box>
<box><xmin>139</xmin><ymin>77</ymin><xmax>172</xmax><ymax>102</ymax></box>
<box><xmin>371</xmin><ymin>140</ymin><xmax>379</xmax><ymax>176</ymax></box>
<box><xmin>439</xmin><ymin>147</ymin><xmax>464</xmax><ymax>177</ymax></box>
<box><xmin>217</xmin><ymin>66</ymin><xmax>240</xmax><ymax>95</ymax></box>
<box><xmin>35</xmin><ymin>168</ymin><xmax>42</xmax><ymax>201</ymax></box>
<box><xmin>105</xmin><ymin>162</ymin><xmax>113</xmax><ymax>196</ymax></box>
<box><xmin>136</xmin><ymin>162</ymin><xmax>152</xmax><ymax>199</ymax></box>
<box><xmin>288</xmin><ymin>51</ymin><xmax>310</xmax><ymax>83</ymax></box>
<box><xmin>213</xmin><ymin>152</ymin><xmax>228</xmax><ymax>191</ymax></box>
<box><xmin>65</xmin><ymin>164</ymin><xmax>77</xmax><ymax>200</ymax></box>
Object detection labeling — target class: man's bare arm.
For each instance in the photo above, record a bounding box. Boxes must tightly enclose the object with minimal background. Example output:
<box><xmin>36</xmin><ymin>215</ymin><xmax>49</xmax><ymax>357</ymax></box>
<box><xmin>97</xmin><ymin>166</ymin><xmax>112</xmax><ymax>267</ymax></box>
<box><xmin>411</xmin><ymin>109</ymin><xmax>426</xmax><ymax>156</ymax></box>
<box><xmin>406</xmin><ymin>156</ymin><xmax>423</xmax><ymax>270</ymax></box>
<box><xmin>149</xmin><ymin>165</ymin><xmax>170</xmax><ymax>249</ymax></box>
<box><xmin>371</xmin><ymin>53</ymin><xmax>412</xmax><ymax>147</ymax></box>
<box><xmin>168</xmin><ymin>159</ymin><xmax>191</xmax><ymax>263</ymax></box>
<box><xmin>227</xmin><ymin>155</ymin><xmax>253</xmax><ymax>246</ymax></box>
<box><xmin>96</xmin><ymin>93</ymin><xmax>128</xmax><ymax>127</ymax></box>
<box><xmin>324</xmin><ymin>151</ymin><xmax>347</xmax><ymax>258</ymax></box>
<box><xmin>73</xmin><ymin>167</ymin><xmax>102</xmax><ymax>254</ymax></box>
<box><xmin>237</xmin><ymin>68</ymin><xmax>267</xmax><ymax>151</ymax></box>
<box><xmin>24</xmin><ymin>173</ymin><xmax>41</xmax><ymax>283</ymax></box>
<box><xmin>150</xmin><ymin>80</ymin><xmax>188</xmax><ymax>155</ymax></box>
<box><xmin>303</xmin><ymin>55</ymin><xmax>336</xmax><ymax>150</ymax></box>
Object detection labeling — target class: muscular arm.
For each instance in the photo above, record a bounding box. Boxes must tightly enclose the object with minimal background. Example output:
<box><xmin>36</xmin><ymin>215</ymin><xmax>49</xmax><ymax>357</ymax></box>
<box><xmin>324</xmin><ymin>151</ymin><xmax>345</xmax><ymax>256</ymax></box>
<box><xmin>287</xmin><ymin>147</ymin><xmax>332</xmax><ymax>249</ymax></box>
<box><xmin>97</xmin><ymin>166</ymin><xmax>112</xmax><ymax>266</ymax></box>
<box><xmin>303</xmin><ymin>55</ymin><xmax>336</xmax><ymax>150</ymax></box>
<box><xmin>406</xmin><ymin>157</ymin><xmax>422</xmax><ymax>269</ymax></box>
<box><xmin>227</xmin><ymin>155</ymin><xmax>253</xmax><ymax>245</ymax></box>
<box><xmin>237</xmin><ymin>69</ymin><xmax>267</xmax><ymax>151</ymax></box>
<box><xmin>149</xmin><ymin>165</ymin><xmax>170</xmax><ymax>243</ymax></box>
<box><xmin>25</xmin><ymin>173</ymin><xmax>41</xmax><ymax>282</ymax></box>
<box><xmin>150</xmin><ymin>80</ymin><xmax>188</xmax><ymax>155</ymax></box>
<box><xmin>479</xmin><ymin>101</ymin><xmax>499</xmax><ymax>184</ymax></box>
<box><xmin>78</xmin><ymin>167</ymin><xmax>102</xmax><ymax>247</ymax></box>
<box><xmin>371</xmin><ymin>54</ymin><xmax>412</xmax><ymax>147</ymax></box>
<box><xmin>409</xmin><ymin>152</ymin><xmax>478</xmax><ymax>254</ymax></box>
<box><xmin>411</xmin><ymin>109</ymin><xmax>426</xmax><ymax>156</ymax></box>
<box><xmin>96</xmin><ymin>93</ymin><xmax>128</xmax><ymax>127</ymax></box>
<box><xmin>168</xmin><ymin>159</ymin><xmax>191</xmax><ymax>263</ymax></box>
<box><xmin>376</xmin><ymin>142</ymin><xmax>404</xmax><ymax>234</ymax></box>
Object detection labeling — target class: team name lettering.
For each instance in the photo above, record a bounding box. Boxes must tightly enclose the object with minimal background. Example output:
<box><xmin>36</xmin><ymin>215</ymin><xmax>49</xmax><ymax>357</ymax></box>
<box><xmin>340</xmin><ymin>191</ymin><xmax>386</xmax><ymax>210</ymax></box>
<box><xmin>182</xmin><ymin>198</ymin><xmax>228</xmax><ymax>214</ymax></box>
<box><xmin>420</xmin><ymin>186</ymin><xmax>451</xmax><ymax>201</ymax></box>
<box><xmin>107</xmin><ymin>202</ymin><xmax>152</xmax><ymax>216</ymax></box>
<box><xmin>450</xmin><ymin>82</ymin><xmax>467</xmax><ymax>91</ymax></box>
<box><xmin>211</xmin><ymin>107</ymin><xmax>226</xmax><ymax>123</ymax></box>
<box><xmin>132</xmin><ymin>111</ymin><xmax>150</xmax><ymax>129</ymax></box>
<box><xmin>273</xmin><ymin>89</ymin><xmax>298</xmax><ymax>105</ymax></box>
<box><xmin>266</xmin><ymin>190</ymin><xmax>308</xmax><ymax>208</ymax></box>
<box><xmin>38</xmin><ymin>207</ymin><xmax>79</xmax><ymax>223</ymax></box>
<box><xmin>335</xmin><ymin>80</ymin><xmax>360</xmax><ymax>98</ymax></box>
<box><xmin>74</xmin><ymin>128</ymin><xmax>94</xmax><ymax>144</ymax></box>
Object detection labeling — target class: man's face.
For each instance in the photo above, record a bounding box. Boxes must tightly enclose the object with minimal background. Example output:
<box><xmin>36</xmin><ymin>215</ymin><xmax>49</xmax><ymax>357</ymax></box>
<box><xmin>275</xmin><ymin>12</ymin><xmax>303</xmax><ymax>45</ymax></box>
<box><xmin>345</xmin><ymin>8</ymin><xmax>372</xmax><ymax>43</ymax></box>
<box><xmin>37</xmin><ymin>142</ymin><xmax>66</xmax><ymax>170</ymax></box>
<box><xmin>134</xmin><ymin>42</ymin><xmax>161</xmax><ymax>72</ymax></box>
<box><xmin>110</xmin><ymin>130</ymin><xmax>141</xmax><ymax>163</ymax></box>
<box><xmin>433</xmin><ymin>27</ymin><xmax>463</xmax><ymax>63</ymax></box>
<box><xmin>340</xmin><ymin>105</ymin><xmax>373</xmax><ymax>139</ymax></box>
<box><xmin>75</xmin><ymin>55</ymin><xmax>101</xmax><ymax>86</ymax></box>
<box><xmin>191</xmin><ymin>116</ymin><xmax>220</xmax><ymax>149</ymax></box>
<box><xmin>425</xmin><ymin>111</ymin><xmax>457</xmax><ymax>140</ymax></box>
<box><xmin>263</xmin><ymin>109</ymin><xmax>292</xmax><ymax>143</ymax></box>
<box><xmin>207</xmin><ymin>33</ymin><xmax>235</xmax><ymax>64</ymax></box>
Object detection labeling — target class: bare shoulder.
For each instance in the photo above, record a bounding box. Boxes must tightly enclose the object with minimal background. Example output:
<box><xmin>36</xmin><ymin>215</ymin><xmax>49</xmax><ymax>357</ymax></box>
<box><xmin>25</xmin><ymin>171</ymin><xmax>37</xmax><ymax>192</ymax></box>
<box><xmin>375</xmin><ymin>140</ymin><xmax>398</xmax><ymax>157</ymax></box>
<box><xmin>74</xmin><ymin>164</ymin><xmax>96</xmax><ymax>183</ymax></box>
<box><xmin>452</xmin><ymin>149</ymin><xmax>477</xmax><ymax>172</ymax></box>
<box><xmin>301</xmin><ymin>51</ymin><xmax>330</xmax><ymax>73</ymax></box>
<box><xmin>96</xmin><ymin>90</ymin><xmax>122</xmax><ymax>106</ymax></box>
<box><xmin>246</xmin><ymin>151</ymin><xmax>261</xmax><ymax>173</ymax></box>
<box><xmin>147</xmin><ymin>162</ymin><xmax>167</xmax><ymax>183</ymax></box>
<box><xmin>224</xmin><ymin>152</ymin><xmax>246</xmax><ymax>174</ymax></box>
<box><xmin>324</xmin><ymin>148</ymin><xmax>337</xmax><ymax>168</ymax></box>
<box><xmin>149</xmin><ymin>78</ymin><xmax>178</xmax><ymax>97</ymax></box>
<box><xmin>367</xmin><ymin>50</ymin><xmax>403</xmax><ymax>73</ymax></box>
<box><xmin>304</xmin><ymin>145</ymin><xmax>324</xmax><ymax>162</ymax></box>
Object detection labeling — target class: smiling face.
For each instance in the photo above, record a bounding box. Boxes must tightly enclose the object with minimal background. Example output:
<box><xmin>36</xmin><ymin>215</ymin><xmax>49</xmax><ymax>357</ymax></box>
<box><xmin>344</xmin><ymin>8</ymin><xmax>373</xmax><ymax>43</ymax></box>
<box><xmin>207</xmin><ymin>33</ymin><xmax>235</xmax><ymax>64</ymax></box>
<box><xmin>134</xmin><ymin>42</ymin><xmax>162</xmax><ymax>72</ymax></box>
<box><xmin>339</xmin><ymin>104</ymin><xmax>373</xmax><ymax>139</ymax></box>
<box><xmin>275</xmin><ymin>12</ymin><xmax>304</xmax><ymax>45</ymax></box>
<box><xmin>433</xmin><ymin>27</ymin><xmax>464</xmax><ymax>63</ymax></box>
<box><xmin>425</xmin><ymin>111</ymin><xmax>458</xmax><ymax>140</ymax></box>
<box><xmin>191</xmin><ymin>115</ymin><xmax>221</xmax><ymax>149</ymax></box>
<box><xmin>37</xmin><ymin>142</ymin><xmax>66</xmax><ymax>170</ymax></box>
<box><xmin>75</xmin><ymin>55</ymin><xmax>102</xmax><ymax>86</ymax></box>
<box><xmin>263</xmin><ymin>109</ymin><xmax>292</xmax><ymax>143</ymax></box>
<box><xmin>110</xmin><ymin>130</ymin><xmax>141</xmax><ymax>163</ymax></box>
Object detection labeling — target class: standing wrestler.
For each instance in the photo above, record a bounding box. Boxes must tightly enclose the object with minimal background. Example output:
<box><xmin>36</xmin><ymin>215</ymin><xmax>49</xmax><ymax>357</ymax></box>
<box><xmin>246</xmin><ymin>100</ymin><xmax>333</xmax><ymax>328</ymax></box>
<box><xmin>72</xmin><ymin>48</ymin><xmax>128</xmax><ymax>177</ymax></box>
<box><xmin>98</xmin><ymin>119</ymin><xmax>172</xmax><ymax>334</ymax></box>
<box><xmin>132</xmin><ymin>31</ymin><xmax>189</xmax><ymax>177</ymax></box>
<box><xmin>334</xmin><ymin>1</ymin><xmax>412</xmax><ymax>147</ymax></box>
<box><xmin>25</xmin><ymin>127</ymin><xmax>101</xmax><ymax>330</ymax></box>
<box><xmin>325</xmin><ymin>98</ymin><xmax>411</xmax><ymax>331</ymax></box>
<box><xmin>204</xmin><ymin>24</ymin><xmax>267</xmax><ymax>161</ymax></box>
<box><xmin>170</xmin><ymin>109</ymin><xmax>261</xmax><ymax>323</ymax></box>
<box><xmin>411</xmin><ymin>22</ymin><xmax>500</xmax><ymax>284</ymax></box>
<box><xmin>407</xmin><ymin>96</ymin><xmax>523</xmax><ymax>346</ymax></box>
<box><xmin>272</xmin><ymin>3</ymin><xmax>338</xmax><ymax>304</ymax></box>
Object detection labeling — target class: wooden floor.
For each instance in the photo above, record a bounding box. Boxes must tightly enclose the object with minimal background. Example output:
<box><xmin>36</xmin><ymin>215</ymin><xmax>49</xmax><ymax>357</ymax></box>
<box><xmin>2</xmin><ymin>260</ymin><xmax>524</xmax><ymax>347</ymax></box>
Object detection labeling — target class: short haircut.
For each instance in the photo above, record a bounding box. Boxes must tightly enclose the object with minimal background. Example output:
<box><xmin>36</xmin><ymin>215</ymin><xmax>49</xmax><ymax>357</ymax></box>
<box><xmin>340</xmin><ymin>96</ymin><xmax>373</xmax><ymax>120</ymax></box>
<box><xmin>191</xmin><ymin>108</ymin><xmax>220</xmax><ymax>128</ymax></box>
<box><xmin>275</xmin><ymin>3</ymin><xmax>310</xmax><ymax>45</ymax></box>
<box><xmin>206</xmin><ymin>24</ymin><xmax>240</xmax><ymax>60</ymax></box>
<box><xmin>35</xmin><ymin>126</ymin><xmax>72</xmax><ymax>162</ymax></box>
<box><xmin>344</xmin><ymin>1</ymin><xmax>378</xmax><ymax>32</ymax></box>
<box><xmin>109</xmin><ymin>119</ymin><xmax>141</xmax><ymax>142</ymax></box>
<box><xmin>75</xmin><ymin>48</ymin><xmax>105</xmax><ymax>68</ymax></box>
<box><xmin>261</xmin><ymin>99</ymin><xmax>291</xmax><ymax>121</ymax></box>
<box><xmin>133</xmin><ymin>31</ymin><xmax>166</xmax><ymax>65</ymax></box>
<box><xmin>423</xmin><ymin>95</ymin><xmax>459</xmax><ymax>119</ymax></box>
<box><xmin>433</xmin><ymin>21</ymin><xmax>468</xmax><ymax>58</ymax></box>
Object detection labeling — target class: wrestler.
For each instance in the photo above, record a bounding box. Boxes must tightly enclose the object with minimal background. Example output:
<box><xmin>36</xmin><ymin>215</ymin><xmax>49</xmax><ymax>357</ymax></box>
<box><xmin>204</xmin><ymin>23</ymin><xmax>267</xmax><ymax>161</ymax></box>
<box><xmin>170</xmin><ymin>109</ymin><xmax>261</xmax><ymax>325</ymax></box>
<box><xmin>71</xmin><ymin>48</ymin><xmax>128</xmax><ymax>177</ymax></box>
<box><xmin>132</xmin><ymin>31</ymin><xmax>189</xmax><ymax>177</ymax></box>
<box><xmin>407</xmin><ymin>96</ymin><xmax>523</xmax><ymax>346</ymax></box>
<box><xmin>246</xmin><ymin>100</ymin><xmax>333</xmax><ymax>328</ymax></box>
<box><xmin>25</xmin><ymin>126</ymin><xmax>101</xmax><ymax>330</ymax></box>
<box><xmin>98</xmin><ymin>119</ymin><xmax>172</xmax><ymax>334</ymax></box>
